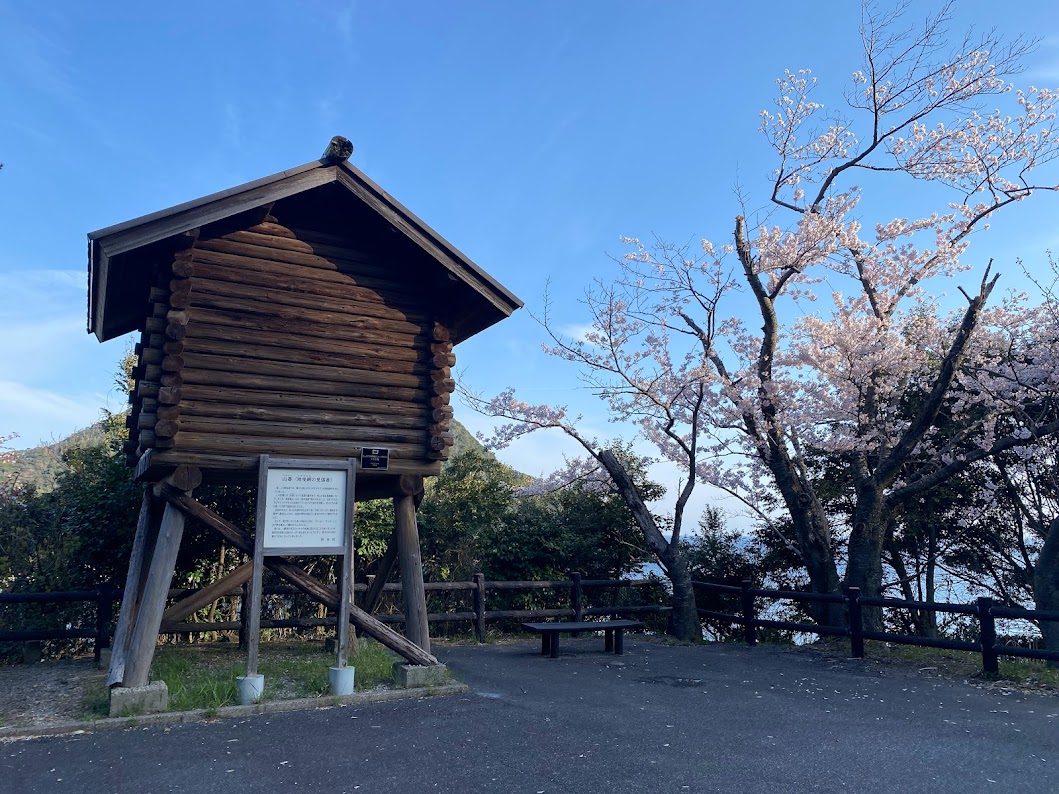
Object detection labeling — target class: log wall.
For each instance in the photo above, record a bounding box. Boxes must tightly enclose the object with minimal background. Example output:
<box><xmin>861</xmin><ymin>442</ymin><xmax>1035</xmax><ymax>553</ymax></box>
<box><xmin>125</xmin><ymin>216</ymin><xmax>456</xmax><ymax>479</ymax></box>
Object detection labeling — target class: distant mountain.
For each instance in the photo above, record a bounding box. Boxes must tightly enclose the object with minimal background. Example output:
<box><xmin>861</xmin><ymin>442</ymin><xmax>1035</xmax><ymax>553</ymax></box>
<box><xmin>0</xmin><ymin>423</ymin><xmax>111</xmax><ymax>492</ymax></box>
<box><xmin>1</xmin><ymin>418</ymin><xmax>490</xmax><ymax>492</ymax></box>
<box><xmin>449</xmin><ymin>419</ymin><xmax>490</xmax><ymax>461</ymax></box>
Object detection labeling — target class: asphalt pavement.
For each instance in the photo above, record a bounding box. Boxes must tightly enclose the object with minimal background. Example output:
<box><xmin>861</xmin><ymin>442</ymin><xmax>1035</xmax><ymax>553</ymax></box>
<box><xmin>4</xmin><ymin>638</ymin><xmax>1057</xmax><ymax>793</ymax></box>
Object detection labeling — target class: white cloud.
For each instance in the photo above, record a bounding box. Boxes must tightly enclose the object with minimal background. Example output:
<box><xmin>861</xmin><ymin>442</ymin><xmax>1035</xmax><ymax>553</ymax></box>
<box><xmin>0</xmin><ymin>316</ymin><xmax>91</xmax><ymax>381</ymax></box>
<box><xmin>0</xmin><ymin>380</ymin><xmax>108</xmax><ymax>449</ymax></box>
<box><xmin>0</xmin><ymin>269</ymin><xmax>85</xmax><ymax>320</ymax></box>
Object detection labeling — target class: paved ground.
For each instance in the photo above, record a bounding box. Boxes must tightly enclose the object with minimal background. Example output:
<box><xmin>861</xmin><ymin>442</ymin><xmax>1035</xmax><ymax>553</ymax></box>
<box><xmin>3</xmin><ymin>638</ymin><xmax>1057</xmax><ymax>793</ymax></box>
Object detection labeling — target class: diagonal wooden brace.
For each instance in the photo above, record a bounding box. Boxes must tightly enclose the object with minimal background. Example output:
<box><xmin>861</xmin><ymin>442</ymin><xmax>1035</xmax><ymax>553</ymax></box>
<box><xmin>161</xmin><ymin>561</ymin><xmax>254</xmax><ymax>625</ymax></box>
<box><xmin>159</xmin><ymin>484</ymin><xmax>438</xmax><ymax>666</ymax></box>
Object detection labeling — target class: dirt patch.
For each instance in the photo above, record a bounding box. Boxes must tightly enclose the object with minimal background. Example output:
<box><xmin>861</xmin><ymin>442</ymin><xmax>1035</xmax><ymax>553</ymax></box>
<box><xmin>0</xmin><ymin>657</ymin><xmax>106</xmax><ymax>731</ymax></box>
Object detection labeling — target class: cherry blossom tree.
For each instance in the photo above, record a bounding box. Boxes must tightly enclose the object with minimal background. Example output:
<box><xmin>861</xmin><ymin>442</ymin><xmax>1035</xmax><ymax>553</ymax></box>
<box><xmin>472</xmin><ymin>2</ymin><xmax>1059</xmax><ymax>631</ymax></box>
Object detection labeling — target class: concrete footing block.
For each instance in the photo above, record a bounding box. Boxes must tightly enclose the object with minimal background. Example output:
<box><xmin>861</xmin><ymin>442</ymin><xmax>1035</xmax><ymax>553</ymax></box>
<box><xmin>109</xmin><ymin>681</ymin><xmax>168</xmax><ymax>717</ymax></box>
<box><xmin>392</xmin><ymin>662</ymin><xmax>449</xmax><ymax>688</ymax></box>
<box><xmin>236</xmin><ymin>674</ymin><xmax>265</xmax><ymax>705</ymax></box>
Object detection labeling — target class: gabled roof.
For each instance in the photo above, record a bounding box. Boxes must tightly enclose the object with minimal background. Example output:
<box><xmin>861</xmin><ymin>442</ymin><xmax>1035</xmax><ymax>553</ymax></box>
<box><xmin>88</xmin><ymin>145</ymin><xmax>522</xmax><ymax>343</ymax></box>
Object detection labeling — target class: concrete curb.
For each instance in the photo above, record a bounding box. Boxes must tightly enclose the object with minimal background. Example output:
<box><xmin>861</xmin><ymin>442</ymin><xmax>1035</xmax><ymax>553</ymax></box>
<box><xmin>0</xmin><ymin>682</ymin><xmax>469</xmax><ymax>742</ymax></box>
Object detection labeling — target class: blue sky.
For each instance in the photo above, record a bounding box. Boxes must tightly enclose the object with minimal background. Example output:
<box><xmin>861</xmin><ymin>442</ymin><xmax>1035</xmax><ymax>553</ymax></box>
<box><xmin>2</xmin><ymin>1</ymin><xmax>1058</xmax><ymax>520</ymax></box>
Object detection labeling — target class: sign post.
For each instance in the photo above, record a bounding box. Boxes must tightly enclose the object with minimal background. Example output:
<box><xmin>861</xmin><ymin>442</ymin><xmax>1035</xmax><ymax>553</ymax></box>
<box><xmin>240</xmin><ymin>455</ymin><xmax>357</xmax><ymax>702</ymax></box>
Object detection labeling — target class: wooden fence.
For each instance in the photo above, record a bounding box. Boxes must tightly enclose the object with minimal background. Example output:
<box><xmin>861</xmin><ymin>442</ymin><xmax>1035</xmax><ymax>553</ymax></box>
<box><xmin>157</xmin><ymin>573</ymin><xmax>670</xmax><ymax>641</ymax></box>
<box><xmin>695</xmin><ymin>580</ymin><xmax>1059</xmax><ymax>674</ymax></box>
<box><xmin>0</xmin><ymin>585</ymin><xmax>119</xmax><ymax>663</ymax></box>
<box><xmin>0</xmin><ymin>574</ymin><xmax>668</xmax><ymax>656</ymax></box>
<box><xmin>5</xmin><ymin>577</ymin><xmax>1058</xmax><ymax>676</ymax></box>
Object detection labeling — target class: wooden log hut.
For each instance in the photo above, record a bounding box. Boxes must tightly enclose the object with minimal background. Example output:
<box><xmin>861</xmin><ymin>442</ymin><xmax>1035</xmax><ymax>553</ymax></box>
<box><xmin>88</xmin><ymin>137</ymin><xmax>521</xmax><ymax>688</ymax></box>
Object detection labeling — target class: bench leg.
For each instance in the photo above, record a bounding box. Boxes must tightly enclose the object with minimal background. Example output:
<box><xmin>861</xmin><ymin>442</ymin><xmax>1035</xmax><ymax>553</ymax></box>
<box><xmin>550</xmin><ymin>632</ymin><xmax>559</xmax><ymax>658</ymax></box>
<box><xmin>614</xmin><ymin>628</ymin><xmax>624</xmax><ymax>655</ymax></box>
<box><xmin>604</xmin><ymin>629</ymin><xmax>614</xmax><ymax>653</ymax></box>
<box><xmin>540</xmin><ymin>633</ymin><xmax>550</xmax><ymax>656</ymax></box>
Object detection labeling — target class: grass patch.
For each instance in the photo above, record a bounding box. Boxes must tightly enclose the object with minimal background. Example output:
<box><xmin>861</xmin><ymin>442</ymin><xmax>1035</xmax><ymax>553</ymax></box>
<box><xmin>80</xmin><ymin>686</ymin><xmax>111</xmax><ymax>720</ymax></box>
<box><xmin>145</xmin><ymin>639</ymin><xmax>398</xmax><ymax>713</ymax></box>
<box><xmin>804</xmin><ymin>637</ymin><xmax>1059</xmax><ymax>692</ymax></box>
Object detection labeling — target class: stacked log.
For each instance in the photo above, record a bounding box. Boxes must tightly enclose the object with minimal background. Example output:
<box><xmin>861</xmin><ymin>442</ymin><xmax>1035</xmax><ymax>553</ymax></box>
<box><xmin>125</xmin><ymin>260</ymin><xmax>190</xmax><ymax>466</ymax></box>
<box><xmin>428</xmin><ymin>322</ymin><xmax>456</xmax><ymax>460</ymax></box>
<box><xmin>126</xmin><ymin>215</ymin><xmax>452</xmax><ymax>477</ymax></box>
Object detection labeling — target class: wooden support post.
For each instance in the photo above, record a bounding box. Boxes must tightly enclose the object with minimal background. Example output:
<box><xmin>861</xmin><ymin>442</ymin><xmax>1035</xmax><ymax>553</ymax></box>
<box><xmin>247</xmin><ymin>456</ymin><xmax>268</xmax><ymax>676</ymax></box>
<box><xmin>394</xmin><ymin>493</ymin><xmax>430</xmax><ymax>654</ymax></box>
<box><xmin>239</xmin><ymin>579</ymin><xmax>251</xmax><ymax>650</ymax></box>
<box><xmin>336</xmin><ymin>497</ymin><xmax>355</xmax><ymax>667</ymax></box>
<box><xmin>107</xmin><ymin>488</ymin><xmax>161</xmax><ymax>687</ymax></box>
<box><xmin>122</xmin><ymin>498</ymin><xmax>189</xmax><ymax>687</ymax></box>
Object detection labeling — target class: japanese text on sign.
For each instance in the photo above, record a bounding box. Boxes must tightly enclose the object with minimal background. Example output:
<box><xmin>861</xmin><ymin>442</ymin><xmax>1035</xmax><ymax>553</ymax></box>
<box><xmin>263</xmin><ymin>468</ymin><xmax>347</xmax><ymax>549</ymax></box>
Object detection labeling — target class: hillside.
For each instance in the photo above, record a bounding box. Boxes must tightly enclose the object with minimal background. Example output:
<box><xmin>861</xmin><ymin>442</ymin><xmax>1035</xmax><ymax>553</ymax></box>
<box><xmin>0</xmin><ymin>423</ymin><xmax>112</xmax><ymax>491</ymax></box>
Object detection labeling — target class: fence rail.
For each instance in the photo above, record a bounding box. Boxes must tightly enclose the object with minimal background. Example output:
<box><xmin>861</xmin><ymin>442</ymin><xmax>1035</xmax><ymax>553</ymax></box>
<box><xmin>6</xmin><ymin>576</ymin><xmax>1058</xmax><ymax>675</ymax></box>
<box><xmin>694</xmin><ymin>580</ymin><xmax>1059</xmax><ymax>674</ymax></box>
<box><xmin>1</xmin><ymin>573</ymin><xmax>668</xmax><ymax>655</ymax></box>
<box><xmin>0</xmin><ymin>585</ymin><xmax>119</xmax><ymax>663</ymax></box>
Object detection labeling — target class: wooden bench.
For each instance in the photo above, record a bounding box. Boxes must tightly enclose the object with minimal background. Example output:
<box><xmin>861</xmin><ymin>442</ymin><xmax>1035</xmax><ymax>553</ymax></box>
<box><xmin>520</xmin><ymin>620</ymin><xmax>644</xmax><ymax>658</ymax></box>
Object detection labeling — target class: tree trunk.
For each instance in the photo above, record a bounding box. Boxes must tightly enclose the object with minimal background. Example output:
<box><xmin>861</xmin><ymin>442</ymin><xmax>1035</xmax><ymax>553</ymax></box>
<box><xmin>1033</xmin><ymin>516</ymin><xmax>1059</xmax><ymax>668</ymax></box>
<box><xmin>767</xmin><ymin>463</ymin><xmax>844</xmax><ymax>626</ymax></box>
<box><xmin>661</xmin><ymin>546</ymin><xmax>702</xmax><ymax>642</ymax></box>
<box><xmin>845</xmin><ymin>486</ymin><xmax>888</xmax><ymax>630</ymax></box>
<box><xmin>597</xmin><ymin>450</ymin><xmax>702</xmax><ymax>643</ymax></box>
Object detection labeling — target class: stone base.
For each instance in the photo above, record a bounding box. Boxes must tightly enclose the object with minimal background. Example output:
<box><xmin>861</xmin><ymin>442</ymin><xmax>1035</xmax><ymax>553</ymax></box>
<box><xmin>109</xmin><ymin>681</ymin><xmax>168</xmax><ymax>717</ymax></box>
<box><xmin>392</xmin><ymin>662</ymin><xmax>449</xmax><ymax>688</ymax></box>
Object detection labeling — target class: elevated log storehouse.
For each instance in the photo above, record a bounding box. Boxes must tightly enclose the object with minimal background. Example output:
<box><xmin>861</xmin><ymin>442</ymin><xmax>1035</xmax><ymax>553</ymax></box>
<box><xmin>88</xmin><ymin>138</ymin><xmax>521</xmax><ymax>690</ymax></box>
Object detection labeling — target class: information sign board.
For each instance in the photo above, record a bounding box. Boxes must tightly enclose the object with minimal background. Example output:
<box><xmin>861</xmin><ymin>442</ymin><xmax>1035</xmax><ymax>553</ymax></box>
<box><xmin>263</xmin><ymin>467</ymin><xmax>346</xmax><ymax>551</ymax></box>
<box><xmin>247</xmin><ymin>456</ymin><xmax>357</xmax><ymax>676</ymax></box>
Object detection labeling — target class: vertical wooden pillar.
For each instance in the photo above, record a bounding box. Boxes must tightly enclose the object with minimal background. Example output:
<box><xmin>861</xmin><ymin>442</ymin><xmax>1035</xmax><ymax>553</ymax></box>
<box><xmin>394</xmin><ymin>493</ymin><xmax>430</xmax><ymax>654</ymax></box>
<box><xmin>122</xmin><ymin>501</ymin><xmax>187</xmax><ymax>687</ymax></box>
<box><xmin>120</xmin><ymin>467</ymin><xmax>200</xmax><ymax>688</ymax></box>
<box><xmin>107</xmin><ymin>488</ymin><xmax>161</xmax><ymax>686</ymax></box>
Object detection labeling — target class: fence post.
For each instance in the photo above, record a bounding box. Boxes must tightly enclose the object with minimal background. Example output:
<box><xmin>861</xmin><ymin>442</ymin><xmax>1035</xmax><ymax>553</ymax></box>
<box><xmin>977</xmin><ymin>596</ymin><xmax>999</xmax><ymax>676</ymax></box>
<box><xmin>473</xmin><ymin>573</ymin><xmax>486</xmax><ymax>643</ymax></box>
<box><xmin>94</xmin><ymin>582</ymin><xmax>116</xmax><ymax>664</ymax></box>
<box><xmin>572</xmin><ymin>570</ymin><xmax>583</xmax><ymax>619</ymax></box>
<box><xmin>846</xmin><ymin>587</ymin><xmax>864</xmax><ymax>659</ymax></box>
<box><xmin>740</xmin><ymin>580</ymin><xmax>756</xmax><ymax>646</ymax></box>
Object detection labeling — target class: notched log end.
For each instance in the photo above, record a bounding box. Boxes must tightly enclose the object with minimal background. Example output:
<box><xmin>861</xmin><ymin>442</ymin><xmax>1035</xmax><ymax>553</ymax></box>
<box><xmin>321</xmin><ymin>136</ymin><xmax>354</xmax><ymax>164</ymax></box>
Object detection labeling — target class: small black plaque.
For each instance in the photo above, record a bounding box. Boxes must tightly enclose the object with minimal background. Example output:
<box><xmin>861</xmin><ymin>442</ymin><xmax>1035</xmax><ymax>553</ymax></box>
<box><xmin>361</xmin><ymin>447</ymin><xmax>390</xmax><ymax>470</ymax></box>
